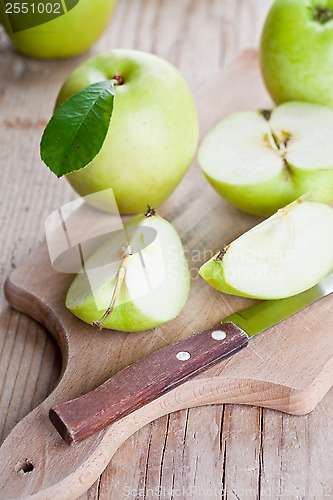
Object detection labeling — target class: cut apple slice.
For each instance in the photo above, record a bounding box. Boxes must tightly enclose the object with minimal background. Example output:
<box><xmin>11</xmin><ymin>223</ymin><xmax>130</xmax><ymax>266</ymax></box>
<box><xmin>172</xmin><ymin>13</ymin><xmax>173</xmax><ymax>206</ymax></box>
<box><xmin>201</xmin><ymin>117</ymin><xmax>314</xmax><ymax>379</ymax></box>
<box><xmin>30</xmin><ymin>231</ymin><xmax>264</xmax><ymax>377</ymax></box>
<box><xmin>66</xmin><ymin>210</ymin><xmax>190</xmax><ymax>332</ymax></box>
<box><xmin>199</xmin><ymin>200</ymin><xmax>333</xmax><ymax>300</ymax></box>
<box><xmin>198</xmin><ymin>102</ymin><xmax>333</xmax><ymax>216</ymax></box>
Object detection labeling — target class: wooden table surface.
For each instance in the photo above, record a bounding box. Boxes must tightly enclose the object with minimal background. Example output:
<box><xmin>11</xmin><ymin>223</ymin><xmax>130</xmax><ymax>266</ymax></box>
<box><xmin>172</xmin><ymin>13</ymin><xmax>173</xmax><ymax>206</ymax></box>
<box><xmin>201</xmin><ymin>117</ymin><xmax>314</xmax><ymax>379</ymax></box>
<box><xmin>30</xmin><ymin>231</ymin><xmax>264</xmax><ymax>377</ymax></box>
<box><xmin>1</xmin><ymin>1</ymin><xmax>333</xmax><ymax>498</ymax></box>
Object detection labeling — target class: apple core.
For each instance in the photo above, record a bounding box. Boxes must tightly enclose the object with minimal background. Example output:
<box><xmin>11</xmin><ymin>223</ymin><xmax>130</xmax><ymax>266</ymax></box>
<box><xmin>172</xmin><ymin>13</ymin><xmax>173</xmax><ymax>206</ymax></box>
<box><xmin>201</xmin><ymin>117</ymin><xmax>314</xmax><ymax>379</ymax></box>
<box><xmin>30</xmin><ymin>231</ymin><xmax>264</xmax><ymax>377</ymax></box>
<box><xmin>198</xmin><ymin>102</ymin><xmax>333</xmax><ymax>216</ymax></box>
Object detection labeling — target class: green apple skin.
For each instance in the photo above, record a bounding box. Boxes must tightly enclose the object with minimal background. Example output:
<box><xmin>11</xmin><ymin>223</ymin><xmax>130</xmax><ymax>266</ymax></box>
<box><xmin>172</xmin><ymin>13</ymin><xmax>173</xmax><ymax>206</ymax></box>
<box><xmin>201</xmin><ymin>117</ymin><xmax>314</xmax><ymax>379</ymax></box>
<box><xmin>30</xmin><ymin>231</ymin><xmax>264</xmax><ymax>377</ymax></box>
<box><xmin>0</xmin><ymin>0</ymin><xmax>115</xmax><ymax>59</ymax></box>
<box><xmin>199</xmin><ymin>261</ymin><xmax>256</xmax><ymax>299</ymax></box>
<box><xmin>203</xmin><ymin>171</ymin><xmax>294</xmax><ymax>217</ymax></box>
<box><xmin>204</xmin><ymin>166</ymin><xmax>333</xmax><ymax>217</ymax></box>
<box><xmin>66</xmin><ymin>214</ymin><xmax>190</xmax><ymax>332</ymax></box>
<box><xmin>56</xmin><ymin>50</ymin><xmax>199</xmax><ymax>214</ymax></box>
<box><xmin>260</xmin><ymin>0</ymin><xmax>333</xmax><ymax>107</ymax></box>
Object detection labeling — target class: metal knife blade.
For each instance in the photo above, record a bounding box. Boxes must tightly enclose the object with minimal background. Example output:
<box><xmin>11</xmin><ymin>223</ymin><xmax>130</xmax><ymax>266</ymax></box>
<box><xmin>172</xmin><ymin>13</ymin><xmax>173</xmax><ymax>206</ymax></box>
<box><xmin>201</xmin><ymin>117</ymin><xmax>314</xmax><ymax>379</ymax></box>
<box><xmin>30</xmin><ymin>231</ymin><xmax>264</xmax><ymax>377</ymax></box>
<box><xmin>50</xmin><ymin>271</ymin><xmax>333</xmax><ymax>444</ymax></box>
<box><xmin>223</xmin><ymin>270</ymin><xmax>333</xmax><ymax>337</ymax></box>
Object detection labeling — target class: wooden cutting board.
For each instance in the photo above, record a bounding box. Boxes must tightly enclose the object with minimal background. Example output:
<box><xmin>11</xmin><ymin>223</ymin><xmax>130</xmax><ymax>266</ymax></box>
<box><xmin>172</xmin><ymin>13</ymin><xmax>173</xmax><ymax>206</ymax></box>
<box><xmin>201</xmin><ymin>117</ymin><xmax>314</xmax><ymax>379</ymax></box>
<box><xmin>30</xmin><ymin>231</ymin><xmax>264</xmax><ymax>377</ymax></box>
<box><xmin>1</xmin><ymin>50</ymin><xmax>333</xmax><ymax>500</ymax></box>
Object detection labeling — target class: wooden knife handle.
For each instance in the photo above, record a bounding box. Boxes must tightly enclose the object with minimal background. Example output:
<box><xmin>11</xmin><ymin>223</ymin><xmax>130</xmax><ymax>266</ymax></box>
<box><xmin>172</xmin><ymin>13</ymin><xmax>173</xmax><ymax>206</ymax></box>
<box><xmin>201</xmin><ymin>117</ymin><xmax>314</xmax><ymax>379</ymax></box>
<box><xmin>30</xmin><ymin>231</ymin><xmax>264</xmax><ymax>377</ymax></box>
<box><xmin>49</xmin><ymin>322</ymin><xmax>249</xmax><ymax>444</ymax></box>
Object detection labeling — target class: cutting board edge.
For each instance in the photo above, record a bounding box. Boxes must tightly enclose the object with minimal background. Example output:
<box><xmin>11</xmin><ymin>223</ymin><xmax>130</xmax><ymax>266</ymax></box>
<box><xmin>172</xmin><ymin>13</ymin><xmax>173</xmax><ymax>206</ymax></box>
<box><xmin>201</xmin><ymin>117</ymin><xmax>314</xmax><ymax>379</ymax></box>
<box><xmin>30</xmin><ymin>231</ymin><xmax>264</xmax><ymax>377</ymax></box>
<box><xmin>4</xmin><ymin>263</ymin><xmax>333</xmax><ymax>417</ymax></box>
<box><xmin>0</xmin><ymin>373</ymin><xmax>326</xmax><ymax>500</ymax></box>
<box><xmin>2</xmin><ymin>49</ymin><xmax>333</xmax><ymax>500</ymax></box>
<box><xmin>4</xmin><ymin>272</ymin><xmax>70</xmax><ymax>361</ymax></box>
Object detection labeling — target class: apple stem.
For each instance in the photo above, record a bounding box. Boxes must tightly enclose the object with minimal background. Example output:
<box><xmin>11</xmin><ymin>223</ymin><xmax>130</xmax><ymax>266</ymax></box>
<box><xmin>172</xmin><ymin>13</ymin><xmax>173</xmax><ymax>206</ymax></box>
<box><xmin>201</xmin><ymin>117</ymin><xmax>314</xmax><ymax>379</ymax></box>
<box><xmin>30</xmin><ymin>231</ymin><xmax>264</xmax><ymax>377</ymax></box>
<box><xmin>314</xmin><ymin>6</ymin><xmax>333</xmax><ymax>23</ymax></box>
<box><xmin>215</xmin><ymin>245</ymin><xmax>229</xmax><ymax>261</ymax></box>
<box><xmin>260</xmin><ymin>109</ymin><xmax>272</xmax><ymax>121</ymax></box>
<box><xmin>145</xmin><ymin>206</ymin><xmax>156</xmax><ymax>218</ymax></box>
<box><xmin>93</xmin><ymin>265</ymin><xmax>126</xmax><ymax>330</ymax></box>
<box><xmin>113</xmin><ymin>74</ymin><xmax>124</xmax><ymax>85</ymax></box>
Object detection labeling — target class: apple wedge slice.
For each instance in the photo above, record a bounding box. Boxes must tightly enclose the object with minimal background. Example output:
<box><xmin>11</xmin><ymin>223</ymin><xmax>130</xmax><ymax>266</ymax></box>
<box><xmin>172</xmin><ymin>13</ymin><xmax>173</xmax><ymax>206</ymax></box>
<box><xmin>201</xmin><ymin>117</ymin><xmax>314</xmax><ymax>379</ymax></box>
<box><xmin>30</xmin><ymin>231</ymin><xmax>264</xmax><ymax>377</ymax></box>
<box><xmin>198</xmin><ymin>102</ymin><xmax>333</xmax><ymax>216</ymax></box>
<box><xmin>66</xmin><ymin>210</ymin><xmax>190</xmax><ymax>332</ymax></box>
<box><xmin>199</xmin><ymin>200</ymin><xmax>333</xmax><ymax>300</ymax></box>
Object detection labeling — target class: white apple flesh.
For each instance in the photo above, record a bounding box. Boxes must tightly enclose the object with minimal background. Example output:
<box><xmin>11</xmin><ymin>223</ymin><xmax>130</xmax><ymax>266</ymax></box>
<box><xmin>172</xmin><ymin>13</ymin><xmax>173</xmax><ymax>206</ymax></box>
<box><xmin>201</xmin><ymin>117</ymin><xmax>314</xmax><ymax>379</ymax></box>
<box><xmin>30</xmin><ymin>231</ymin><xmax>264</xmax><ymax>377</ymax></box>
<box><xmin>198</xmin><ymin>102</ymin><xmax>333</xmax><ymax>216</ymax></box>
<box><xmin>199</xmin><ymin>200</ymin><xmax>333</xmax><ymax>300</ymax></box>
<box><xmin>66</xmin><ymin>211</ymin><xmax>190</xmax><ymax>332</ymax></box>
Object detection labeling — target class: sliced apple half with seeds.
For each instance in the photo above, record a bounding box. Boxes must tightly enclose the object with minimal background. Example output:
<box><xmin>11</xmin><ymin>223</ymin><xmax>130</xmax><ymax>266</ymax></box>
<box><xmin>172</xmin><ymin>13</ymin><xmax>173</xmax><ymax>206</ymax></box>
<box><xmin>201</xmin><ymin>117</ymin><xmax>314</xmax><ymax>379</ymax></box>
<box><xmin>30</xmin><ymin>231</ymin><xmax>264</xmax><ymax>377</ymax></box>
<box><xmin>198</xmin><ymin>102</ymin><xmax>333</xmax><ymax>216</ymax></box>
<box><xmin>66</xmin><ymin>209</ymin><xmax>190</xmax><ymax>332</ymax></box>
<box><xmin>199</xmin><ymin>200</ymin><xmax>333</xmax><ymax>300</ymax></box>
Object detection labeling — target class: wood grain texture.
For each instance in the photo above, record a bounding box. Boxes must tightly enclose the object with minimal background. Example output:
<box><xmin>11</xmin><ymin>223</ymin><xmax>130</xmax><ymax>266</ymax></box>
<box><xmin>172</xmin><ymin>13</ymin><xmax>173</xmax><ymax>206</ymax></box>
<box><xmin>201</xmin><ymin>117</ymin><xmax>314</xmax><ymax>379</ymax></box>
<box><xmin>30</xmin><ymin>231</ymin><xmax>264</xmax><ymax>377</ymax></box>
<box><xmin>1</xmin><ymin>0</ymin><xmax>333</xmax><ymax>499</ymax></box>
<box><xmin>1</xmin><ymin>49</ymin><xmax>333</xmax><ymax>499</ymax></box>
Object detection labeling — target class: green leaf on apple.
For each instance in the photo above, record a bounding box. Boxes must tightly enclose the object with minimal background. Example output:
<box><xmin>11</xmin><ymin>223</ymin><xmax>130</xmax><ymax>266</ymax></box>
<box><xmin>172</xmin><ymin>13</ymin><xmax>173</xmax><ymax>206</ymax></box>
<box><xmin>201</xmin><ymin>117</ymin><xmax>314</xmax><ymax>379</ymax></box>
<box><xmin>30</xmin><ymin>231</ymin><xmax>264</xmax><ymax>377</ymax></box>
<box><xmin>40</xmin><ymin>80</ymin><xmax>116</xmax><ymax>177</ymax></box>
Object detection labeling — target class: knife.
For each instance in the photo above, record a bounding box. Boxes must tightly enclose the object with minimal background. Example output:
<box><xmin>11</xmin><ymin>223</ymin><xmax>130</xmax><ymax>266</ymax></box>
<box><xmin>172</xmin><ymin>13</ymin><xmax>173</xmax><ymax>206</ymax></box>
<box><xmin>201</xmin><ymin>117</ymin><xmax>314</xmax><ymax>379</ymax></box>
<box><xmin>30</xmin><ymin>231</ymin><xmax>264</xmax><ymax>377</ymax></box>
<box><xmin>49</xmin><ymin>270</ymin><xmax>333</xmax><ymax>445</ymax></box>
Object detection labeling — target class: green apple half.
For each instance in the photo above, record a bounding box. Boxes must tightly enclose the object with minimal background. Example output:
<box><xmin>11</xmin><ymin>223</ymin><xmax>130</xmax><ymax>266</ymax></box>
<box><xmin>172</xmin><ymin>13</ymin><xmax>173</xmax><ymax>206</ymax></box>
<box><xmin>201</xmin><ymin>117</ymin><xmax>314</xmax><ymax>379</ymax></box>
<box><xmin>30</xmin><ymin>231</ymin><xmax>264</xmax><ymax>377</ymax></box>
<box><xmin>260</xmin><ymin>0</ymin><xmax>333</xmax><ymax>107</ymax></box>
<box><xmin>0</xmin><ymin>0</ymin><xmax>115</xmax><ymax>58</ymax></box>
<box><xmin>66</xmin><ymin>210</ymin><xmax>190</xmax><ymax>332</ymax></box>
<box><xmin>56</xmin><ymin>50</ymin><xmax>199</xmax><ymax>214</ymax></box>
<box><xmin>198</xmin><ymin>102</ymin><xmax>333</xmax><ymax>216</ymax></box>
<box><xmin>199</xmin><ymin>200</ymin><xmax>333</xmax><ymax>300</ymax></box>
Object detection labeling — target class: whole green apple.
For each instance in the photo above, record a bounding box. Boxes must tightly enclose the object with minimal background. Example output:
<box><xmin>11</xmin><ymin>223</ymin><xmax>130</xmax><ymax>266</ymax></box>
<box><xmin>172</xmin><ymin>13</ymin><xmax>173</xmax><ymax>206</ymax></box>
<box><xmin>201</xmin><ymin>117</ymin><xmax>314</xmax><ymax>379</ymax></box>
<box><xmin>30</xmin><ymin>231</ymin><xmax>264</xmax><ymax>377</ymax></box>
<box><xmin>0</xmin><ymin>0</ymin><xmax>115</xmax><ymax>58</ymax></box>
<box><xmin>260</xmin><ymin>0</ymin><xmax>333</xmax><ymax>107</ymax></box>
<box><xmin>56</xmin><ymin>50</ymin><xmax>199</xmax><ymax>214</ymax></box>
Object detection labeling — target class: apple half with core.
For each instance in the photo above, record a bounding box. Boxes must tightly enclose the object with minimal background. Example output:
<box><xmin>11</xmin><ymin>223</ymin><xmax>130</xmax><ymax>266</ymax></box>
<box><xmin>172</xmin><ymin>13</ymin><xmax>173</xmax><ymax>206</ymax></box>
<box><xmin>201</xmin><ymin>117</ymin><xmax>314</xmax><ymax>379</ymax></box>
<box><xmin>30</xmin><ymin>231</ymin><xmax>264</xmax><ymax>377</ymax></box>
<box><xmin>260</xmin><ymin>0</ymin><xmax>333</xmax><ymax>107</ymax></box>
<box><xmin>66</xmin><ymin>209</ymin><xmax>190</xmax><ymax>332</ymax></box>
<box><xmin>198</xmin><ymin>102</ymin><xmax>333</xmax><ymax>216</ymax></box>
<box><xmin>199</xmin><ymin>200</ymin><xmax>333</xmax><ymax>300</ymax></box>
<box><xmin>55</xmin><ymin>50</ymin><xmax>199</xmax><ymax>214</ymax></box>
<box><xmin>0</xmin><ymin>0</ymin><xmax>116</xmax><ymax>59</ymax></box>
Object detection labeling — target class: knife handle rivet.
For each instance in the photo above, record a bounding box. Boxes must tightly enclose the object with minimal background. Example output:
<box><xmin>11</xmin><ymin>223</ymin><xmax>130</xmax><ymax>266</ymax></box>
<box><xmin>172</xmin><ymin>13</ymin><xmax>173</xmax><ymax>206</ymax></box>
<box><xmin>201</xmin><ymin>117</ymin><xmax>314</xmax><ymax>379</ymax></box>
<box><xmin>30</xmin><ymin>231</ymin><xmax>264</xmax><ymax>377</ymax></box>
<box><xmin>176</xmin><ymin>351</ymin><xmax>191</xmax><ymax>361</ymax></box>
<box><xmin>211</xmin><ymin>330</ymin><xmax>227</xmax><ymax>341</ymax></box>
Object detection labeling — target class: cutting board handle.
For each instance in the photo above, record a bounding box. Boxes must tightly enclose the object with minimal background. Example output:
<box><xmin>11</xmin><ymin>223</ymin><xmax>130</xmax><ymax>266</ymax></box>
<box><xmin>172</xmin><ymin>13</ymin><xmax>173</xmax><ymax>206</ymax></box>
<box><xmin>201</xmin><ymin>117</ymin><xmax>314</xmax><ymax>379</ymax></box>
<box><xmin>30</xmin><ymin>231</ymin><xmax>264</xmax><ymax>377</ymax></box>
<box><xmin>50</xmin><ymin>322</ymin><xmax>249</xmax><ymax>444</ymax></box>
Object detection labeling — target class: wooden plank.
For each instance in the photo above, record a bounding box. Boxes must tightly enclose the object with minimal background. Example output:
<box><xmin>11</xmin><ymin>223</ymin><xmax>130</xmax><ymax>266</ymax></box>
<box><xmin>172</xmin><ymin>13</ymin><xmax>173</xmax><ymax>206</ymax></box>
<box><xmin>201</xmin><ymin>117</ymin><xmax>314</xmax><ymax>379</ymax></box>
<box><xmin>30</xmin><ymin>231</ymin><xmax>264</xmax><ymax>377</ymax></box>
<box><xmin>3</xmin><ymin>47</ymin><xmax>332</xmax><ymax>500</ymax></box>
<box><xmin>2</xmin><ymin>1</ymin><xmax>333</xmax><ymax>499</ymax></box>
